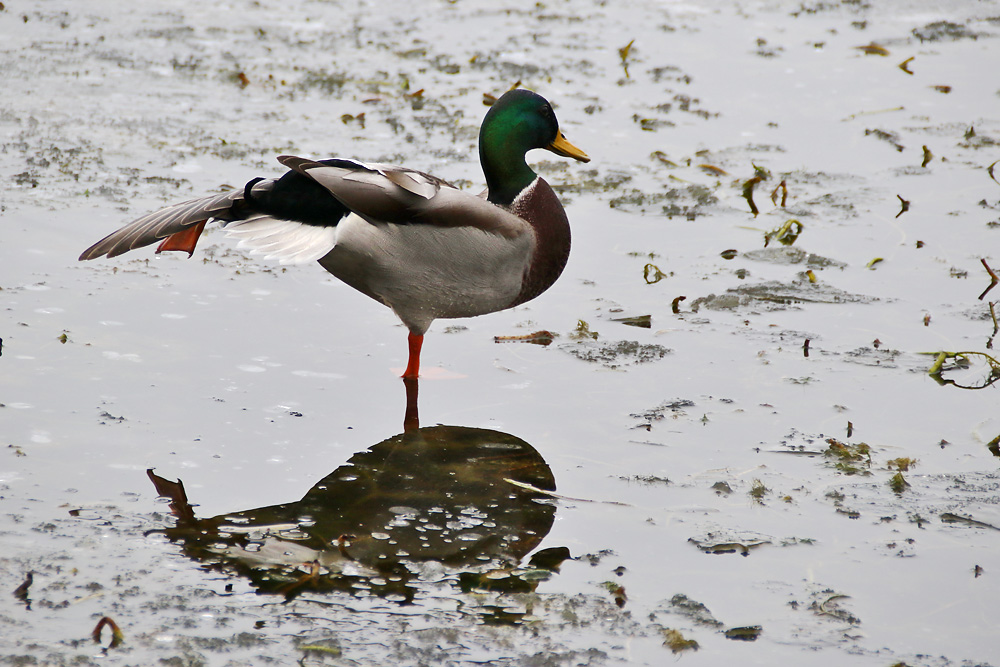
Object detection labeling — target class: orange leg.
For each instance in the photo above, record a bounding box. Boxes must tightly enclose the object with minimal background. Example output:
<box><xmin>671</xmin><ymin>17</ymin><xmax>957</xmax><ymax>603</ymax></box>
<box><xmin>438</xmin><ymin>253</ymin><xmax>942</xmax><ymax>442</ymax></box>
<box><xmin>156</xmin><ymin>220</ymin><xmax>208</xmax><ymax>257</ymax></box>
<box><xmin>402</xmin><ymin>332</ymin><xmax>423</xmax><ymax>379</ymax></box>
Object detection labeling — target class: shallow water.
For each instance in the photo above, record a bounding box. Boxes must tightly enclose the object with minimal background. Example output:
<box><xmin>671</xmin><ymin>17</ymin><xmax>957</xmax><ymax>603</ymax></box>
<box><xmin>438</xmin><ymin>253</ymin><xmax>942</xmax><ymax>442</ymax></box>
<box><xmin>2</xmin><ymin>0</ymin><xmax>999</xmax><ymax>664</ymax></box>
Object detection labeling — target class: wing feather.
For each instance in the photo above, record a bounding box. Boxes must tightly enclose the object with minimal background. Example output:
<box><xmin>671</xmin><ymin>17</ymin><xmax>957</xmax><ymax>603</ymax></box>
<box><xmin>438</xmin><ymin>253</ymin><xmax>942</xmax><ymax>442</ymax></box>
<box><xmin>79</xmin><ymin>189</ymin><xmax>245</xmax><ymax>260</ymax></box>
<box><xmin>277</xmin><ymin>155</ymin><xmax>526</xmax><ymax>238</ymax></box>
<box><xmin>223</xmin><ymin>217</ymin><xmax>337</xmax><ymax>264</ymax></box>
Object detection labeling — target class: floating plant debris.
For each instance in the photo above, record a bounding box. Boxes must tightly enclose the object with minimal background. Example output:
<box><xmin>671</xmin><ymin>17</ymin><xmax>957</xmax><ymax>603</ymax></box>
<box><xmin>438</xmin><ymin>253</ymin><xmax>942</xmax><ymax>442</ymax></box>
<box><xmin>571</xmin><ymin>319</ymin><xmax>599</xmax><ymax>340</ymax></box>
<box><xmin>927</xmin><ymin>350</ymin><xmax>1000</xmax><ymax>389</ymax></box>
<box><xmin>725</xmin><ymin>625</ymin><xmax>762</xmax><ymax>641</ymax></box>
<box><xmin>940</xmin><ymin>513</ymin><xmax>1000</xmax><ymax>531</ymax></box>
<box><xmin>896</xmin><ymin>195</ymin><xmax>910</xmax><ymax>218</ymax></box>
<box><xmin>764</xmin><ymin>219</ymin><xmax>803</xmax><ymax>247</ymax></box>
<box><xmin>618</xmin><ymin>39</ymin><xmax>635</xmax><ymax>77</ymax></box>
<box><xmin>770</xmin><ymin>179</ymin><xmax>787</xmax><ymax>207</ymax></box>
<box><xmin>689</xmin><ymin>532</ymin><xmax>770</xmax><ymax>556</ymax></box>
<box><xmin>12</xmin><ymin>572</ymin><xmax>32</xmax><ymax>604</ymax></box>
<box><xmin>979</xmin><ymin>259</ymin><xmax>998</xmax><ymax>300</ymax></box>
<box><xmin>742</xmin><ymin>165</ymin><xmax>771</xmax><ymax>216</ymax></box>
<box><xmin>494</xmin><ymin>330</ymin><xmax>557</xmax><ymax>345</ymax></box>
<box><xmin>824</xmin><ymin>438</ymin><xmax>872</xmax><ymax>475</ymax></box>
<box><xmin>662</xmin><ymin>629</ymin><xmax>700</xmax><ymax>653</ymax></box>
<box><xmin>643</xmin><ymin>263</ymin><xmax>667</xmax><ymax>284</ymax></box>
<box><xmin>698</xmin><ymin>164</ymin><xmax>727</xmax><ymax>176</ymax></box>
<box><xmin>611</xmin><ymin>314</ymin><xmax>652</xmax><ymax>328</ymax></box>
<box><xmin>669</xmin><ymin>593</ymin><xmax>724</xmax><ymax>627</ymax></box>
<box><xmin>92</xmin><ymin>616</ymin><xmax>125</xmax><ymax>649</ymax></box>
<box><xmin>888</xmin><ymin>471</ymin><xmax>909</xmax><ymax>494</ymax></box>
<box><xmin>921</xmin><ymin>145</ymin><xmax>933</xmax><ymax>167</ymax></box>
<box><xmin>855</xmin><ymin>43</ymin><xmax>890</xmax><ymax>56</ymax></box>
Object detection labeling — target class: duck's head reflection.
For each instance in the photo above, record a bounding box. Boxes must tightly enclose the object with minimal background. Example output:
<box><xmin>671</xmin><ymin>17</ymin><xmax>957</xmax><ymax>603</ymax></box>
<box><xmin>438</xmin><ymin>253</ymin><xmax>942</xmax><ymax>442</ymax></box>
<box><xmin>149</xmin><ymin>379</ymin><xmax>567</xmax><ymax>606</ymax></box>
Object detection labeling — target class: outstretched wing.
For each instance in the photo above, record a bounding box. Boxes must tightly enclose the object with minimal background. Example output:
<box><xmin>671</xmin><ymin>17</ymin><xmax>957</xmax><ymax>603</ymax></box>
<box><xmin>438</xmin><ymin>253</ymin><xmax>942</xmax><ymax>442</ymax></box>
<box><xmin>78</xmin><ymin>171</ymin><xmax>344</xmax><ymax>264</ymax></box>
<box><xmin>79</xmin><ymin>189</ymin><xmax>246</xmax><ymax>260</ymax></box>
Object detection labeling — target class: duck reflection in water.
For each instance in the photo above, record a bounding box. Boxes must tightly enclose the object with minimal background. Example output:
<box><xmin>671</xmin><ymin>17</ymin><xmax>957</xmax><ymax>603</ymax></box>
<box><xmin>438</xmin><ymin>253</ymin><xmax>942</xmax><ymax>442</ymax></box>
<box><xmin>148</xmin><ymin>378</ymin><xmax>568</xmax><ymax>611</ymax></box>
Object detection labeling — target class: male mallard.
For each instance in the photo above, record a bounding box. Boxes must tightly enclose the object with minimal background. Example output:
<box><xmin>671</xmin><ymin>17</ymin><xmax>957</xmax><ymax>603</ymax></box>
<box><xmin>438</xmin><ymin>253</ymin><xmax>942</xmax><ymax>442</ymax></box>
<box><xmin>80</xmin><ymin>89</ymin><xmax>589</xmax><ymax>378</ymax></box>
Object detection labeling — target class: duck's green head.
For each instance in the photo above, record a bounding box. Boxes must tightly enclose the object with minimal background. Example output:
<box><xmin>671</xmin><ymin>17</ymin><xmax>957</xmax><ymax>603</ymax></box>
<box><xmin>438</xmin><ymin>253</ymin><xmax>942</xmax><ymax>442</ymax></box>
<box><xmin>479</xmin><ymin>89</ymin><xmax>589</xmax><ymax>206</ymax></box>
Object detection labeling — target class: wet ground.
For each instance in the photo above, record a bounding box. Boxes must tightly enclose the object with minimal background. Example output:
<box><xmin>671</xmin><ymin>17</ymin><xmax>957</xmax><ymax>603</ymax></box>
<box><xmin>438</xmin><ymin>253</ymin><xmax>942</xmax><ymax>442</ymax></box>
<box><xmin>3</xmin><ymin>0</ymin><xmax>1000</xmax><ymax>664</ymax></box>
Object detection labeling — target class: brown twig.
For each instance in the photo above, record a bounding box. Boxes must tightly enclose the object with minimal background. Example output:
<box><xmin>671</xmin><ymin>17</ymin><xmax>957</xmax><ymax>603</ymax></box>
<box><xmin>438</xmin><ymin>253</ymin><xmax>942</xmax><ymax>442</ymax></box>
<box><xmin>979</xmin><ymin>259</ymin><xmax>998</xmax><ymax>301</ymax></box>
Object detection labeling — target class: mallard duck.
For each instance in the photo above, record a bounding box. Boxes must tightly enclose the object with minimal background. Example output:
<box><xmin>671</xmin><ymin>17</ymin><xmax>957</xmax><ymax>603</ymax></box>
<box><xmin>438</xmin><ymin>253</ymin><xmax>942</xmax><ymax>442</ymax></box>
<box><xmin>80</xmin><ymin>89</ymin><xmax>589</xmax><ymax>378</ymax></box>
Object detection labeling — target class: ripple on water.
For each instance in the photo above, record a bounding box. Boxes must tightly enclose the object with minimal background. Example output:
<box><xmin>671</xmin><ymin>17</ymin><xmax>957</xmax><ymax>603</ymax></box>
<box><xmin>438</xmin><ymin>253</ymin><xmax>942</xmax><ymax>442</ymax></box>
<box><xmin>291</xmin><ymin>370</ymin><xmax>347</xmax><ymax>379</ymax></box>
